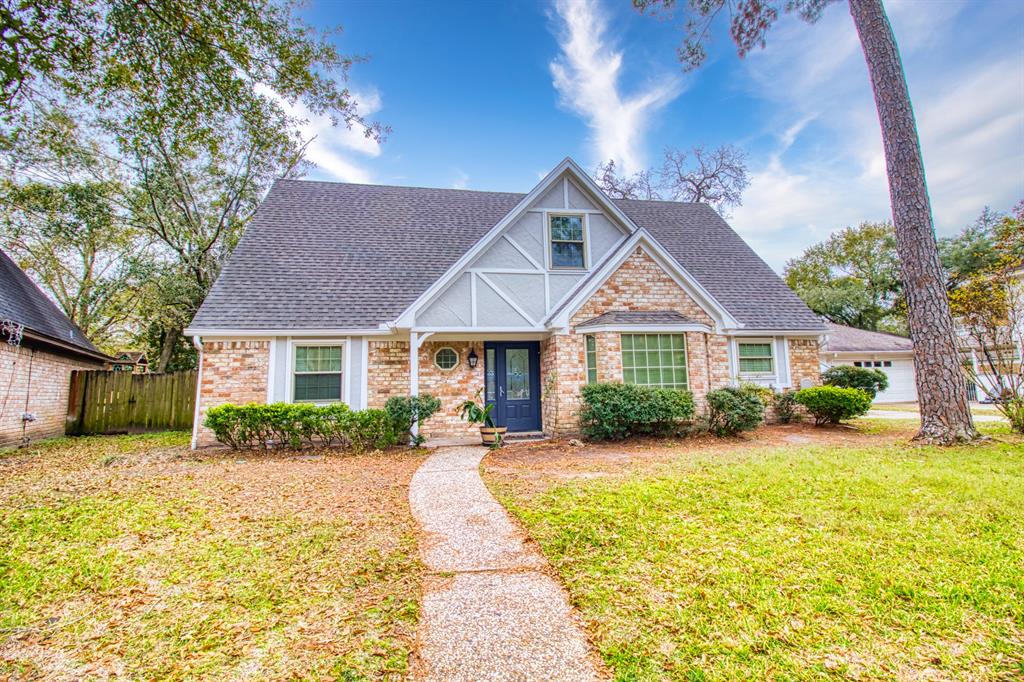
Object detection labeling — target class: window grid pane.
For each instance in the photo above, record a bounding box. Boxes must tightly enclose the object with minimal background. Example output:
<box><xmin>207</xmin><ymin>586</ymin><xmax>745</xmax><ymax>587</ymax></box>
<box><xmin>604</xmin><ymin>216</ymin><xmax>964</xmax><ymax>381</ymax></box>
<box><xmin>620</xmin><ymin>334</ymin><xmax>688</xmax><ymax>390</ymax></box>
<box><xmin>550</xmin><ymin>215</ymin><xmax>585</xmax><ymax>268</ymax></box>
<box><xmin>738</xmin><ymin>342</ymin><xmax>773</xmax><ymax>374</ymax></box>
<box><xmin>585</xmin><ymin>335</ymin><xmax>597</xmax><ymax>384</ymax></box>
<box><xmin>294</xmin><ymin>345</ymin><xmax>343</xmax><ymax>402</ymax></box>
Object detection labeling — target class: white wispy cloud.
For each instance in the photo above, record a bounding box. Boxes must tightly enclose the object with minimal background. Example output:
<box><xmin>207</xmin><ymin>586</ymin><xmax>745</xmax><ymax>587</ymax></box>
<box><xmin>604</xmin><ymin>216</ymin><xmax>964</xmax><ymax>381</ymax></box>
<box><xmin>451</xmin><ymin>169</ymin><xmax>470</xmax><ymax>189</ymax></box>
<box><xmin>729</xmin><ymin>0</ymin><xmax>1023</xmax><ymax>270</ymax></box>
<box><xmin>549</xmin><ymin>0</ymin><xmax>682</xmax><ymax>173</ymax></box>
<box><xmin>262</xmin><ymin>85</ymin><xmax>384</xmax><ymax>184</ymax></box>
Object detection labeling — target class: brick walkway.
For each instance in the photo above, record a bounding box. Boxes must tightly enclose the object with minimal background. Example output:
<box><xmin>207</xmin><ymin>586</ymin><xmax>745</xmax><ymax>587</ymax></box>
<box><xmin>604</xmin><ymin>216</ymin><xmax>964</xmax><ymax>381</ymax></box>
<box><xmin>408</xmin><ymin>446</ymin><xmax>604</xmax><ymax>681</ymax></box>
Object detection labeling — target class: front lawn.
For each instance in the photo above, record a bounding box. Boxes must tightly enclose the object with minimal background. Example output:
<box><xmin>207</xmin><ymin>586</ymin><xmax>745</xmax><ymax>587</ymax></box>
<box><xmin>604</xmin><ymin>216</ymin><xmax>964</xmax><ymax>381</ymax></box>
<box><xmin>485</xmin><ymin>425</ymin><xmax>1024</xmax><ymax>680</ymax></box>
<box><xmin>0</xmin><ymin>433</ymin><xmax>424</xmax><ymax>680</ymax></box>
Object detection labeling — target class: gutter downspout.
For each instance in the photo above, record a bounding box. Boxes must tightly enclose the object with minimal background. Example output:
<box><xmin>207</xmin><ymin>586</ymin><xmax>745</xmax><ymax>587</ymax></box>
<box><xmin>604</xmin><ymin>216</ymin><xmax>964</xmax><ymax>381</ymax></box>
<box><xmin>190</xmin><ymin>335</ymin><xmax>204</xmax><ymax>450</ymax></box>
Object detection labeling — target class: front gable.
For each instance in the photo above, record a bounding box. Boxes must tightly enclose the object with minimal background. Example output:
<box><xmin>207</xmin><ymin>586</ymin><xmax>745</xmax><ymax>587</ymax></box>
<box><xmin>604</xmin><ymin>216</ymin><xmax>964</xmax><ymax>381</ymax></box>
<box><xmin>401</xmin><ymin>158</ymin><xmax>635</xmax><ymax>330</ymax></box>
<box><xmin>570</xmin><ymin>248</ymin><xmax>716</xmax><ymax>328</ymax></box>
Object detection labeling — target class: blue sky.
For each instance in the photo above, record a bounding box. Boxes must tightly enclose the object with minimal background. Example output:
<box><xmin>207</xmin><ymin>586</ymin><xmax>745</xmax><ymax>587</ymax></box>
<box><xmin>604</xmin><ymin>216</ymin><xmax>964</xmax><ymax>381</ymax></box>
<box><xmin>295</xmin><ymin>0</ymin><xmax>1024</xmax><ymax>271</ymax></box>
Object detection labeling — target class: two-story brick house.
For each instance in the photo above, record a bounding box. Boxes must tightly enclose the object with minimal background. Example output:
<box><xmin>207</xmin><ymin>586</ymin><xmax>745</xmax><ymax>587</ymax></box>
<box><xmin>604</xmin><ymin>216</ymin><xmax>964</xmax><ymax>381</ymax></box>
<box><xmin>185</xmin><ymin>158</ymin><xmax>826</xmax><ymax>446</ymax></box>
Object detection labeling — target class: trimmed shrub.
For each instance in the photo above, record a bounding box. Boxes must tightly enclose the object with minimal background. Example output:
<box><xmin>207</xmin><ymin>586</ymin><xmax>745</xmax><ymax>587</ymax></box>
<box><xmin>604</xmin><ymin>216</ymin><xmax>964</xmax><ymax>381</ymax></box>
<box><xmin>385</xmin><ymin>394</ymin><xmax>442</xmax><ymax>446</ymax></box>
<box><xmin>579</xmin><ymin>383</ymin><xmax>695</xmax><ymax>441</ymax></box>
<box><xmin>822</xmin><ymin>365</ymin><xmax>889</xmax><ymax>398</ymax></box>
<box><xmin>794</xmin><ymin>386</ymin><xmax>872</xmax><ymax>425</ymax></box>
<box><xmin>203</xmin><ymin>402</ymin><xmax>399</xmax><ymax>451</ymax></box>
<box><xmin>346</xmin><ymin>409</ymin><xmax>399</xmax><ymax>452</ymax></box>
<box><xmin>706</xmin><ymin>387</ymin><xmax>765</xmax><ymax>436</ymax></box>
<box><xmin>773</xmin><ymin>390</ymin><xmax>800</xmax><ymax>424</ymax></box>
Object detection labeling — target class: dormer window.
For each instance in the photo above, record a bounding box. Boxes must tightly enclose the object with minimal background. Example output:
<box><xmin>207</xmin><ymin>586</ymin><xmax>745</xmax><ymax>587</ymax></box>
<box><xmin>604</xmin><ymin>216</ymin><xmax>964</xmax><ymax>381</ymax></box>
<box><xmin>549</xmin><ymin>214</ymin><xmax>586</xmax><ymax>269</ymax></box>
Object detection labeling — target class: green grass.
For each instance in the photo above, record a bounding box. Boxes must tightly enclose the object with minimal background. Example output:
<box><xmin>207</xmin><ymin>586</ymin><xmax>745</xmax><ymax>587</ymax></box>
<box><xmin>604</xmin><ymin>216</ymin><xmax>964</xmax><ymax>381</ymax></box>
<box><xmin>0</xmin><ymin>433</ymin><xmax>422</xmax><ymax>680</ymax></box>
<box><xmin>494</xmin><ymin>441</ymin><xmax>1024</xmax><ymax>680</ymax></box>
<box><xmin>868</xmin><ymin>401</ymin><xmax>1007</xmax><ymax>417</ymax></box>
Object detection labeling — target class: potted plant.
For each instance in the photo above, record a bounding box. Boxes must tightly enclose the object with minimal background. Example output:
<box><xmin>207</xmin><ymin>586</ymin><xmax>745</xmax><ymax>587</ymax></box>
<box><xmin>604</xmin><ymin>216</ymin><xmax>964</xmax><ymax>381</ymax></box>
<box><xmin>458</xmin><ymin>390</ymin><xmax>506</xmax><ymax>446</ymax></box>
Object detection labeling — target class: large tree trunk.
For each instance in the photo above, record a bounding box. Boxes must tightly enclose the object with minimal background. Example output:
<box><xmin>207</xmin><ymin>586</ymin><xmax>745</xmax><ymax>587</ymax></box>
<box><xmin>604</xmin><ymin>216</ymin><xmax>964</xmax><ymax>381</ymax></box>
<box><xmin>848</xmin><ymin>0</ymin><xmax>978</xmax><ymax>444</ymax></box>
<box><xmin>157</xmin><ymin>327</ymin><xmax>181</xmax><ymax>374</ymax></box>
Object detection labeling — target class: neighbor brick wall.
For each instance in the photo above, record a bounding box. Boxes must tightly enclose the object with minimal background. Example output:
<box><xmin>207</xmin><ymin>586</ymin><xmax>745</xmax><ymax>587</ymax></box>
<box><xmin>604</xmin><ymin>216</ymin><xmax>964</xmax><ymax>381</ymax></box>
<box><xmin>195</xmin><ymin>339</ymin><xmax>270</xmax><ymax>446</ymax></box>
<box><xmin>788</xmin><ymin>338</ymin><xmax>821</xmax><ymax>388</ymax></box>
<box><xmin>0</xmin><ymin>342</ymin><xmax>104</xmax><ymax>448</ymax></box>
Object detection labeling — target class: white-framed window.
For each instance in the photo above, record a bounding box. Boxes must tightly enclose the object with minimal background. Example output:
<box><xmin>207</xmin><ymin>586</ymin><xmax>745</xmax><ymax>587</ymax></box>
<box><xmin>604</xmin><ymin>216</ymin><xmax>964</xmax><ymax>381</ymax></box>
<box><xmin>738</xmin><ymin>340</ymin><xmax>774</xmax><ymax>375</ymax></box>
<box><xmin>585</xmin><ymin>334</ymin><xmax>597</xmax><ymax>384</ymax></box>
<box><xmin>434</xmin><ymin>346</ymin><xmax>459</xmax><ymax>370</ymax></box>
<box><xmin>621</xmin><ymin>333</ymin><xmax>688</xmax><ymax>390</ymax></box>
<box><xmin>292</xmin><ymin>343</ymin><xmax>344</xmax><ymax>403</ymax></box>
<box><xmin>549</xmin><ymin>214</ymin><xmax>586</xmax><ymax>269</ymax></box>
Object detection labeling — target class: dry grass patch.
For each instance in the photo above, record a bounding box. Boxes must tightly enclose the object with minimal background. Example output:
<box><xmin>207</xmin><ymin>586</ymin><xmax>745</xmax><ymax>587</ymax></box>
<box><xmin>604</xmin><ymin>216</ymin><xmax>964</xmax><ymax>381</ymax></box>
<box><xmin>1</xmin><ymin>433</ymin><xmax>425</xmax><ymax>680</ymax></box>
<box><xmin>485</xmin><ymin>424</ymin><xmax>1024</xmax><ymax>680</ymax></box>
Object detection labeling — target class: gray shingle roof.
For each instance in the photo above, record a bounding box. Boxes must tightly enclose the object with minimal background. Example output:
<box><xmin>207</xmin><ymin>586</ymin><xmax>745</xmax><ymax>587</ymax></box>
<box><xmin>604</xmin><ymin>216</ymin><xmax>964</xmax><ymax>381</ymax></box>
<box><xmin>0</xmin><ymin>249</ymin><xmax>103</xmax><ymax>356</ymax></box>
<box><xmin>822</xmin><ymin>322</ymin><xmax>913</xmax><ymax>353</ymax></box>
<box><xmin>576</xmin><ymin>311</ymin><xmax>700</xmax><ymax>327</ymax></box>
<box><xmin>190</xmin><ymin>179</ymin><xmax>825</xmax><ymax>332</ymax></box>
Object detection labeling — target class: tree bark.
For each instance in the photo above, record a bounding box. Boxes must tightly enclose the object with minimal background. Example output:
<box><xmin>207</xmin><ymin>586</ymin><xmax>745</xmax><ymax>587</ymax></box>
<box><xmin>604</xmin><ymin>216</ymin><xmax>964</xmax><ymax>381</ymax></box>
<box><xmin>848</xmin><ymin>0</ymin><xmax>979</xmax><ymax>443</ymax></box>
<box><xmin>157</xmin><ymin>327</ymin><xmax>181</xmax><ymax>374</ymax></box>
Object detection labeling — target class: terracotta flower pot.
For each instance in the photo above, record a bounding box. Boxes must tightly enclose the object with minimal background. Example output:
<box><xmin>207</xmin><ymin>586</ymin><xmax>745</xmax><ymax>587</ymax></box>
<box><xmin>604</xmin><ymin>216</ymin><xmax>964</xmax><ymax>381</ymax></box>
<box><xmin>479</xmin><ymin>426</ymin><xmax>507</xmax><ymax>445</ymax></box>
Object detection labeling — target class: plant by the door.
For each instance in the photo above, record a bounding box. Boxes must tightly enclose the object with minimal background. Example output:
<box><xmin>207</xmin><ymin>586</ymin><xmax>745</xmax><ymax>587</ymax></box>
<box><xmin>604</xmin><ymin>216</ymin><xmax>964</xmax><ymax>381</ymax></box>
<box><xmin>459</xmin><ymin>390</ymin><xmax>506</xmax><ymax>447</ymax></box>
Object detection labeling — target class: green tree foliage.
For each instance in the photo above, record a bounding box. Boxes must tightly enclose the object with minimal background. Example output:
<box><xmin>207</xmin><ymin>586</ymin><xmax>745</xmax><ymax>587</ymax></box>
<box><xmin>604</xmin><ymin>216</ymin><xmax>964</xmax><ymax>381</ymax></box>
<box><xmin>822</xmin><ymin>365</ymin><xmax>889</xmax><ymax>399</ymax></box>
<box><xmin>0</xmin><ymin>0</ymin><xmax>383</xmax><ymax>370</ymax></box>
<box><xmin>938</xmin><ymin>207</ymin><xmax>1000</xmax><ymax>291</ymax></box>
<box><xmin>784</xmin><ymin>222</ymin><xmax>904</xmax><ymax>332</ymax></box>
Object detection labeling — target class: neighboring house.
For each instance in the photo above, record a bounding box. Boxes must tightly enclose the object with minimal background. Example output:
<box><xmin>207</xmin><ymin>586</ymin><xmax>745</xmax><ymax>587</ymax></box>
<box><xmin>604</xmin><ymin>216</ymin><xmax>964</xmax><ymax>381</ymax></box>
<box><xmin>110</xmin><ymin>351</ymin><xmax>150</xmax><ymax>373</ymax></box>
<box><xmin>819</xmin><ymin>322</ymin><xmax>917</xmax><ymax>403</ymax></box>
<box><xmin>0</xmin><ymin>249</ymin><xmax>111</xmax><ymax>448</ymax></box>
<box><xmin>185</xmin><ymin>158</ymin><xmax>826</xmax><ymax>447</ymax></box>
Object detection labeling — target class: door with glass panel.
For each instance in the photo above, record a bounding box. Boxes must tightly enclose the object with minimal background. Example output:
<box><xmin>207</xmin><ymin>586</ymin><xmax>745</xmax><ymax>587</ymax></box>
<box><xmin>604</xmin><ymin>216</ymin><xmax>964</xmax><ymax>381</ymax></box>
<box><xmin>484</xmin><ymin>341</ymin><xmax>541</xmax><ymax>432</ymax></box>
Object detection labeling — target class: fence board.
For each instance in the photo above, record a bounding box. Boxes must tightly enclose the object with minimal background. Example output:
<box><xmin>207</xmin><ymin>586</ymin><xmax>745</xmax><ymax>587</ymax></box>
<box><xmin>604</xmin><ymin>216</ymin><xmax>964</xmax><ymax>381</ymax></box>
<box><xmin>65</xmin><ymin>370</ymin><xmax>197</xmax><ymax>435</ymax></box>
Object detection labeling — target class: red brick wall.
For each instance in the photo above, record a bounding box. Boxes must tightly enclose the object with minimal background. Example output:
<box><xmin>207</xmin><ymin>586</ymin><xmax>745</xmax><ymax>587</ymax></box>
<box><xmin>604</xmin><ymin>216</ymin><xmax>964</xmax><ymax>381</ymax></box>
<box><xmin>539</xmin><ymin>247</ymin><xmax>731</xmax><ymax>435</ymax></box>
<box><xmin>0</xmin><ymin>343</ymin><xmax>104</xmax><ymax>448</ymax></box>
<box><xmin>367</xmin><ymin>339</ymin><xmax>484</xmax><ymax>439</ymax></box>
<box><xmin>788</xmin><ymin>338</ymin><xmax>821</xmax><ymax>388</ymax></box>
<box><xmin>195</xmin><ymin>339</ymin><xmax>270</xmax><ymax>446</ymax></box>
<box><xmin>571</xmin><ymin>248</ymin><xmax>715</xmax><ymax>327</ymax></box>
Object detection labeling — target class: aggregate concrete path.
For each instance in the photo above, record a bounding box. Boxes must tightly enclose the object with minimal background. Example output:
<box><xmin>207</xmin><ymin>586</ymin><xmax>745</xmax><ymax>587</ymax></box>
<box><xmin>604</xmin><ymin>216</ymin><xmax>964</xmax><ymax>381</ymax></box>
<box><xmin>409</xmin><ymin>446</ymin><xmax>604</xmax><ymax>682</ymax></box>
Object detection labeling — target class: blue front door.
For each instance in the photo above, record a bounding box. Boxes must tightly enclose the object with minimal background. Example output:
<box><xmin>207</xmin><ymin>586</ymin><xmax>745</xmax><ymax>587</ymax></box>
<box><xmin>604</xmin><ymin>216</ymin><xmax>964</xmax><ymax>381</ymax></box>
<box><xmin>485</xmin><ymin>341</ymin><xmax>541</xmax><ymax>432</ymax></box>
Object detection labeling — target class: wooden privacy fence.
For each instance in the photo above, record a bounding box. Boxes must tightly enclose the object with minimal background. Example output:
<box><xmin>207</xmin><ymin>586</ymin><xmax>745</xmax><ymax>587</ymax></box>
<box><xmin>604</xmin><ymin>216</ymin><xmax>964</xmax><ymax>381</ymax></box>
<box><xmin>66</xmin><ymin>370</ymin><xmax>197</xmax><ymax>435</ymax></box>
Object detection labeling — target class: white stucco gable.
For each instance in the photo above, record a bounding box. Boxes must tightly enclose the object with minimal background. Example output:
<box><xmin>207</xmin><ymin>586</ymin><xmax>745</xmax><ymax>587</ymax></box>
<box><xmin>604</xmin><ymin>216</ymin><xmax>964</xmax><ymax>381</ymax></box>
<box><xmin>393</xmin><ymin>157</ymin><xmax>637</xmax><ymax>330</ymax></box>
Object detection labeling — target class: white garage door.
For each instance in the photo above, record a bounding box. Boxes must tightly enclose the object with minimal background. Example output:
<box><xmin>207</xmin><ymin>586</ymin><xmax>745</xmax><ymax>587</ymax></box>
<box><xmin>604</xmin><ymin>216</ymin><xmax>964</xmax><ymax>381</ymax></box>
<box><xmin>848</xmin><ymin>358</ymin><xmax>917</xmax><ymax>403</ymax></box>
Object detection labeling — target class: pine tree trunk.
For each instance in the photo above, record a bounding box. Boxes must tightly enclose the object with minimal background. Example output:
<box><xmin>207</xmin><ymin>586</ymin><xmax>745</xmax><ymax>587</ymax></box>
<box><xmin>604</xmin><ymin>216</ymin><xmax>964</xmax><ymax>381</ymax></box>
<box><xmin>848</xmin><ymin>0</ymin><xmax>979</xmax><ymax>444</ymax></box>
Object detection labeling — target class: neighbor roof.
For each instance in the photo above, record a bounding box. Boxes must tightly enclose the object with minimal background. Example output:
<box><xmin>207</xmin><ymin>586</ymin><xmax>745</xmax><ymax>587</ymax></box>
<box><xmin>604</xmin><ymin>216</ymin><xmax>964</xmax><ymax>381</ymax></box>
<box><xmin>576</xmin><ymin>311</ymin><xmax>701</xmax><ymax>327</ymax></box>
<box><xmin>822</xmin><ymin>322</ymin><xmax>913</xmax><ymax>353</ymax></box>
<box><xmin>0</xmin><ymin>249</ymin><xmax>105</xmax><ymax>358</ymax></box>
<box><xmin>189</xmin><ymin>179</ymin><xmax>825</xmax><ymax>332</ymax></box>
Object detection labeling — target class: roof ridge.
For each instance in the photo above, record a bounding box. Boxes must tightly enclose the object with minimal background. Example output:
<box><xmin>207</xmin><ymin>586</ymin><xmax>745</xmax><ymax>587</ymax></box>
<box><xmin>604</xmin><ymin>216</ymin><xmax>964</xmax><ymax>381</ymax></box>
<box><xmin>273</xmin><ymin>177</ymin><xmax>526</xmax><ymax>196</ymax></box>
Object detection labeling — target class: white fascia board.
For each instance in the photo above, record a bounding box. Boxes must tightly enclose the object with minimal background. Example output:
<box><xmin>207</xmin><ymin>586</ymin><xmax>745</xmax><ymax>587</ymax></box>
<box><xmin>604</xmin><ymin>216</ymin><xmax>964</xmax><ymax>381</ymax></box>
<box><xmin>183</xmin><ymin>327</ymin><xmax>392</xmax><ymax>337</ymax></box>
<box><xmin>392</xmin><ymin>157</ymin><xmax>641</xmax><ymax>328</ymax></box>
<box><xmin>574</xmin><ymin>323</ymin><xmax>712</xmax><ymax>334</ymax></box>
<box><xmin>411</xmin><ymin>326</ymin><xmax>548</xmax><ymax>333</ymax></box>
<box><xmin>547</xmin><ymin>230</ymin><xmax>740</xmax><ymax>331</ymax></box>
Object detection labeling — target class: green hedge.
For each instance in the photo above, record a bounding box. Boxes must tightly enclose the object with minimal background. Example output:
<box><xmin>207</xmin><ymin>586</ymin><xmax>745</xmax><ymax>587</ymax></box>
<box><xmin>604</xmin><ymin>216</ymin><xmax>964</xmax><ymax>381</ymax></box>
<box><xmin>794</xmin><ymin>386</ymin><xmax>873</xmax><ymax>425</ymax></box>
<box><xmin>204</xmin><ymin>402</ymin><xmax>399</xmax><ymax>451</ymax></box>
<box><xmin>579</xmin><ymin>383</ymin><xmax>695</xmax><ymax>441</ymax></box>
<box><xmin>706</xmin><ymin>386</ymin><xmax>765</xmax><ymax>436</ymax></box>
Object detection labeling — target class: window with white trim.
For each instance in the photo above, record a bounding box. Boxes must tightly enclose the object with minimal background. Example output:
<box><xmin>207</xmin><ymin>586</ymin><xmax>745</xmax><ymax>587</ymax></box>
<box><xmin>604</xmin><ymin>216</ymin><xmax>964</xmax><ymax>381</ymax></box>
<box><xmin>621</xmin><ymin>333</ymin><xmax>688</xmax><ymax>390</ymax></box>
<box><xmin>549</xmin><ymin>214</ymin><xmax>586</xmax><ymax>268</ymax></box>
<box><xmin>293</xmin><ymin>345</ymin><xmax>343</xmax><ymax>403</ymax></box>
<box><xmin>434</xmin><ymin>347</ymin><xmax>459</xmax><ymax>370</ymax></box>
<box><xmin>738</xmin><ymin>341</ymin><xmax>774</xmax><ymax>375</ymax></box>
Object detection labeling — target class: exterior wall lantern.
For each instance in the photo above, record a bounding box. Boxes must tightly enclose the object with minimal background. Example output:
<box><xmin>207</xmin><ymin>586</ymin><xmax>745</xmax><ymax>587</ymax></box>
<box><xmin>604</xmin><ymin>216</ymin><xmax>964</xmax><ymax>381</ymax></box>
<box><xmin>467</xmin><ymin>349</ymin><xmax>479</xmax><ymax>369</ymax></box>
